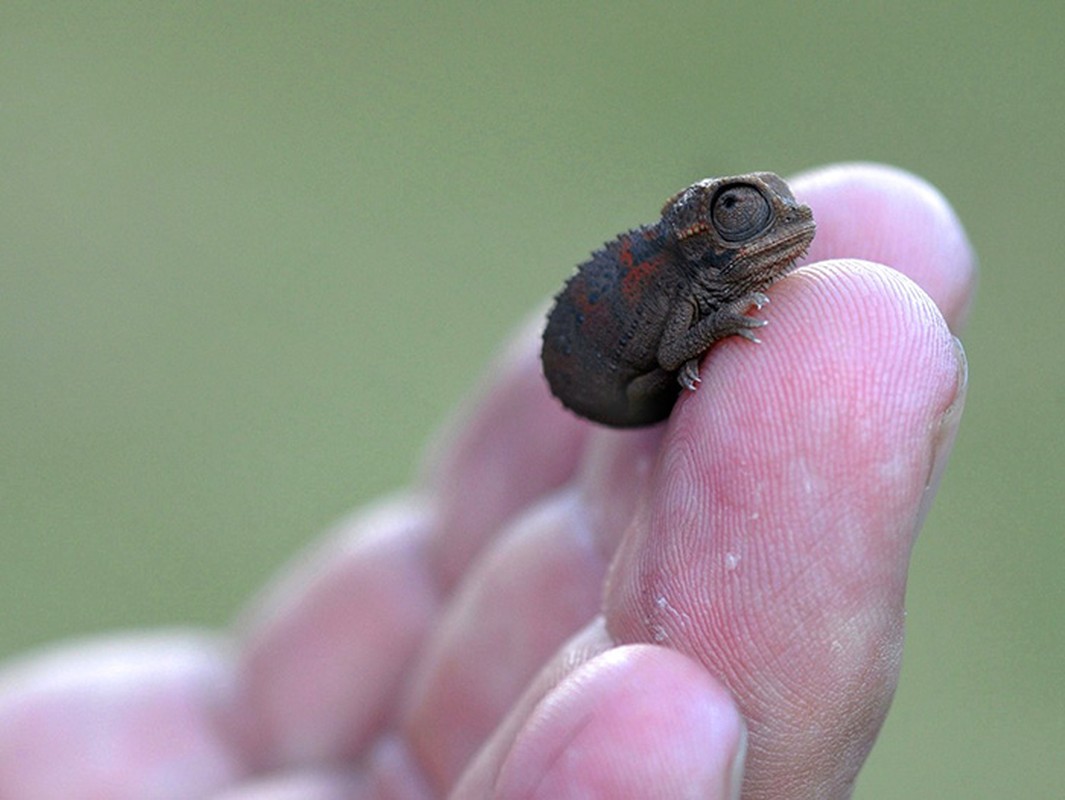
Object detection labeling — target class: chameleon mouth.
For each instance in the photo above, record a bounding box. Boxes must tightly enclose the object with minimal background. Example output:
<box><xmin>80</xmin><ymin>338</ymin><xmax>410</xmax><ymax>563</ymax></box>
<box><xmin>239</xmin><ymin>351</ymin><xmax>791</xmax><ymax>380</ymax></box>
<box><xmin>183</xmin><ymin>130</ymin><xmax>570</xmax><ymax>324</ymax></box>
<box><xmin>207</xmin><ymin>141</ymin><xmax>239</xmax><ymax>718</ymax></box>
<box><xmin>677</xmin><ymin>221</ymin><xmax>712</xmax><ymax>241</ymax></box>
<box><xmin>732</xmin><ymin>214</ymin><xmax>816</xmax><ymax>274</ymax></box>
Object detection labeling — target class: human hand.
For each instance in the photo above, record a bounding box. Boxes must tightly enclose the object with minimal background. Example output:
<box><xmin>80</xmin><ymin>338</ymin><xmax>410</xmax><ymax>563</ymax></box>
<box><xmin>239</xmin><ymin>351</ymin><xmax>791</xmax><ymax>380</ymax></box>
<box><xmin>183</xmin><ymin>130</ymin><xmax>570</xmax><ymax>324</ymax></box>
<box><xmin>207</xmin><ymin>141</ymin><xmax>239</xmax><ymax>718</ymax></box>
<box><xmin>0</xmin><ymin>163</ymin><xmax>974</xmax><ymax>799</ymax></box>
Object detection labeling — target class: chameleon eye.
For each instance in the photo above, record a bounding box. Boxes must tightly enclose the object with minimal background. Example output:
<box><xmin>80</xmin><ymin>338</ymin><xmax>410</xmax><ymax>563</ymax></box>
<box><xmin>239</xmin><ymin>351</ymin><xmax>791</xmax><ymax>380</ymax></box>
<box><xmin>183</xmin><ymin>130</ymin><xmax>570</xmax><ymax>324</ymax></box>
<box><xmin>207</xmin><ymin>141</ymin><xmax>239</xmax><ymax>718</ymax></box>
<box><xmin>711</xmin><ymin>184</ymin><xmax>771</xmax><ymax>242</ymax></box>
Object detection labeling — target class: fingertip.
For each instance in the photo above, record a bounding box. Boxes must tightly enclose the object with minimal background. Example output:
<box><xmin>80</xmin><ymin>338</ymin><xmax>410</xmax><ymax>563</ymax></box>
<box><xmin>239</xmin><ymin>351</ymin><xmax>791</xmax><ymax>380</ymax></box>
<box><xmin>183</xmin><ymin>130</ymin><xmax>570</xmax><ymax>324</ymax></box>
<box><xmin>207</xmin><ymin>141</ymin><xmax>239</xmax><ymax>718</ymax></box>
<box><xmin>420</xmin><ymin>312</ymin><xmax>590</xmax><ymax>586</ymax></box>
<box><xmin>665</xmin><ymin>260</ymin><xmax>964</xmax><ymax>561</ymax></box>
<box><xmin>0</xmin><ymin>634</ymin><xmax>243</xmax><ymax>798</ymax></box>
<box><xmin>676</xmin><ymin>258</ymin><xmax>961</xmax><ymax>451</ymax></box>
<box><xmin>233</xmin><ymin>499</ymin><xmax>436</xmax><ymax>769</ymax></box>
<box><xmin>495</xmin><ymin>645</ymin><xmax>745</xmax><ymax>800</ymax></box>
<box><xmin>791</xmin><ymin>162</ymin><xmax>976</xmax><ymax>331</ymax></box>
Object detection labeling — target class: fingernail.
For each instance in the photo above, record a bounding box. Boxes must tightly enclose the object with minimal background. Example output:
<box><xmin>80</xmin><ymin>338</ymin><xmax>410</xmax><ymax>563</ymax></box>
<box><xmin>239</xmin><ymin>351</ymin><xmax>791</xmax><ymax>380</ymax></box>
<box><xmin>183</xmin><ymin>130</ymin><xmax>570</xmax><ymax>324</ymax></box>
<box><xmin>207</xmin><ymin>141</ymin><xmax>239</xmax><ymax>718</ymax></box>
<box><xmin>917</xmin><ymin>336</ymin><xmax>968</xmax><ymax>526</ymax></box>
<box><xmin>727</xmin><ymin>723</ymin><xmax>748</xmax><ymax>800</ymax></box>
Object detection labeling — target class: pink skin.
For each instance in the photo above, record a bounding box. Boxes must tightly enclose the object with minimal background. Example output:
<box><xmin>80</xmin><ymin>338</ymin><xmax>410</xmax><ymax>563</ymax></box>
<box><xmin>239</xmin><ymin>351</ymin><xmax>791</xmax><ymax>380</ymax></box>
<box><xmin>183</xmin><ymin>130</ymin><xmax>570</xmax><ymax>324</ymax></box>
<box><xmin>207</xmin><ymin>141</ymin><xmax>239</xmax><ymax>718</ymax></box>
<box><xmin>0</xmin><ymin>163</ymin><xmax>973</xmax><ymax>799</ymax></box>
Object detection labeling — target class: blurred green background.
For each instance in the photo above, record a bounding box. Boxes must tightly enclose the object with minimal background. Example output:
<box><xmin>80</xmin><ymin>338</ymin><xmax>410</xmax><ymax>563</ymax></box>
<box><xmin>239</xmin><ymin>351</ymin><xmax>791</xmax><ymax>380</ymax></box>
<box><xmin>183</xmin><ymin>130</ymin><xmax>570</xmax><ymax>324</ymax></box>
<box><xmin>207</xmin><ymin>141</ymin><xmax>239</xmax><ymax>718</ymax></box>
<box><xmin>2</xmin><ymin>3</ymin><xmax>1061</xmax><ymax>796</ymax></box>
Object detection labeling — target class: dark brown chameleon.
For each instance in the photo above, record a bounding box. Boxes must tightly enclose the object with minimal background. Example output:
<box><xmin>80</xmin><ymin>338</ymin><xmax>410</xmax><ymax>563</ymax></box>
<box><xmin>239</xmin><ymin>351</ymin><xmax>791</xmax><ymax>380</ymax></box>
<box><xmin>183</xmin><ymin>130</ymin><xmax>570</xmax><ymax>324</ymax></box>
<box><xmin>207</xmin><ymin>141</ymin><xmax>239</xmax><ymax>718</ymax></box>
<box><xmin>541</xmin><ymin>172</ymin><xmax>815</xmax><ymax>427</ymax></box>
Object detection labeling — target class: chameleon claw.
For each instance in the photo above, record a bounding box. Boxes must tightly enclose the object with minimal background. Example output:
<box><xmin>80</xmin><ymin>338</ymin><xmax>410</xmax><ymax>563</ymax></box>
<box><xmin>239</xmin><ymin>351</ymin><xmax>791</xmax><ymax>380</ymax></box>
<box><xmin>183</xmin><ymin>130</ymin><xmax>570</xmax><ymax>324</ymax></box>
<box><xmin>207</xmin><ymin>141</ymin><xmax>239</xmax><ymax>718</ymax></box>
<box><xmin>737</xmin><ymin>327</ymin><xmax>763</xmax><ymax>344</ymax></box>
<box><xmin>749</xmin><ymin>292</ymin><xmax>770</xmax><ymax>309</ymax></box>
<box><xmin>678</xmin><ymin>359</ymin><xmax>702</xmax><ymax>391</ymax></box>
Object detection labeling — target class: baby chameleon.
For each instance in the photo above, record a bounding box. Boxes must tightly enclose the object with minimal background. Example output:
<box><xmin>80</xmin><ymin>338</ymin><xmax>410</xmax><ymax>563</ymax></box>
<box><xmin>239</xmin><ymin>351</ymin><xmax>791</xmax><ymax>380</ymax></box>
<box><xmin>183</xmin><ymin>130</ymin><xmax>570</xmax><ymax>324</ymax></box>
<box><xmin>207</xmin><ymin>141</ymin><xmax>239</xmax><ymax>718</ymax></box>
<box><xmin>541</xmin><ymin>172</ymin><xmax>816</xmax><ymax>427</ymax></box>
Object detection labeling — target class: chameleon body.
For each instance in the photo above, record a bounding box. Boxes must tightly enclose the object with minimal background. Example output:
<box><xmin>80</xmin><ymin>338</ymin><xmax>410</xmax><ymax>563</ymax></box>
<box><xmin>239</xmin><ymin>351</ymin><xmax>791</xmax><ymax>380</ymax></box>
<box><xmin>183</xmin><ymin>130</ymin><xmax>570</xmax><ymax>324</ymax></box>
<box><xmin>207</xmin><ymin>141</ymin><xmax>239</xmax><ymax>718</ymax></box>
<box><xmin>541</xmin><ymin>172</ymin><xmax>815</xmax><ymax>427</ymax></box>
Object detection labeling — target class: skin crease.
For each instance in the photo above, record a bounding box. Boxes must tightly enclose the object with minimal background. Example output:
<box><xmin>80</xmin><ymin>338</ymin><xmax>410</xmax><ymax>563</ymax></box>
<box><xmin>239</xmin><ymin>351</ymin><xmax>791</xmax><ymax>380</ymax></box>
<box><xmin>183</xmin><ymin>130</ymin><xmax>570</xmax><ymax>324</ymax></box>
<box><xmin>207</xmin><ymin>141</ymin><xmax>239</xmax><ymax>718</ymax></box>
<box><xmin>0</xmin><ymin>163</ymin><xmax>973</xmax><ymax>799</ymax></box>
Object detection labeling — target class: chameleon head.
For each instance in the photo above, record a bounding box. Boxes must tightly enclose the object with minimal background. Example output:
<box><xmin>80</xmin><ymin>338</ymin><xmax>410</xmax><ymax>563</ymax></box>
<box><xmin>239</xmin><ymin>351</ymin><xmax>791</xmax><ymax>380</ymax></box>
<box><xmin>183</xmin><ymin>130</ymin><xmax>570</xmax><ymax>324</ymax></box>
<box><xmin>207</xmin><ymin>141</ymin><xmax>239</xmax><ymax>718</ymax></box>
<box><xmin>663</xmin><ymin>172</ymin><xmax>816</xmax><ymax>286</ymax></box>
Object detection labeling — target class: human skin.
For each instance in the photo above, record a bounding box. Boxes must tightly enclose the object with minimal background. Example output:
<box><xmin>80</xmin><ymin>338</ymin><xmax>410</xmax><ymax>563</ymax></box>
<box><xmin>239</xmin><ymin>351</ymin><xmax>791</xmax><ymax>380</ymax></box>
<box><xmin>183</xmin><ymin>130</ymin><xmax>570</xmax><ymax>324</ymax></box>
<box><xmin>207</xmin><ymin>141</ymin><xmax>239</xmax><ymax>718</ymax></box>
<box><xmin>0</xmin><ymin>163</ymin><xmax>974</xmax><ymax>799</ymax></box>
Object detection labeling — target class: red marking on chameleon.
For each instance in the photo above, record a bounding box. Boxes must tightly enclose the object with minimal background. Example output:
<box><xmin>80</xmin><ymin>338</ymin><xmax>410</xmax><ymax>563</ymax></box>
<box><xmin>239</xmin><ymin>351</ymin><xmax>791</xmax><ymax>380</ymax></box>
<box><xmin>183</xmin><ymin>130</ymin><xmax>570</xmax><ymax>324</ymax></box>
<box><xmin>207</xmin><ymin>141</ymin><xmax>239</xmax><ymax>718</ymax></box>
<box><xmin>620</xmin><ymin>253</ymin><xmax>667</xmax><ymax>305</ymax></box>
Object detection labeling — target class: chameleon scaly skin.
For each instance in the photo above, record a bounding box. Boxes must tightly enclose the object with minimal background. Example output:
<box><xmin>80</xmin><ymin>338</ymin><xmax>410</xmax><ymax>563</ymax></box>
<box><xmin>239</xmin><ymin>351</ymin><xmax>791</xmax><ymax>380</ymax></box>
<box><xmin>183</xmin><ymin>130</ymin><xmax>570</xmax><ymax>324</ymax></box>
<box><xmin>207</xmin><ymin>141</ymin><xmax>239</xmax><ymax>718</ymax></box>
<box><xmin>541</xmin><ymin>172</ymin><xmax>815</xmax><ymax>427</ymax></box>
